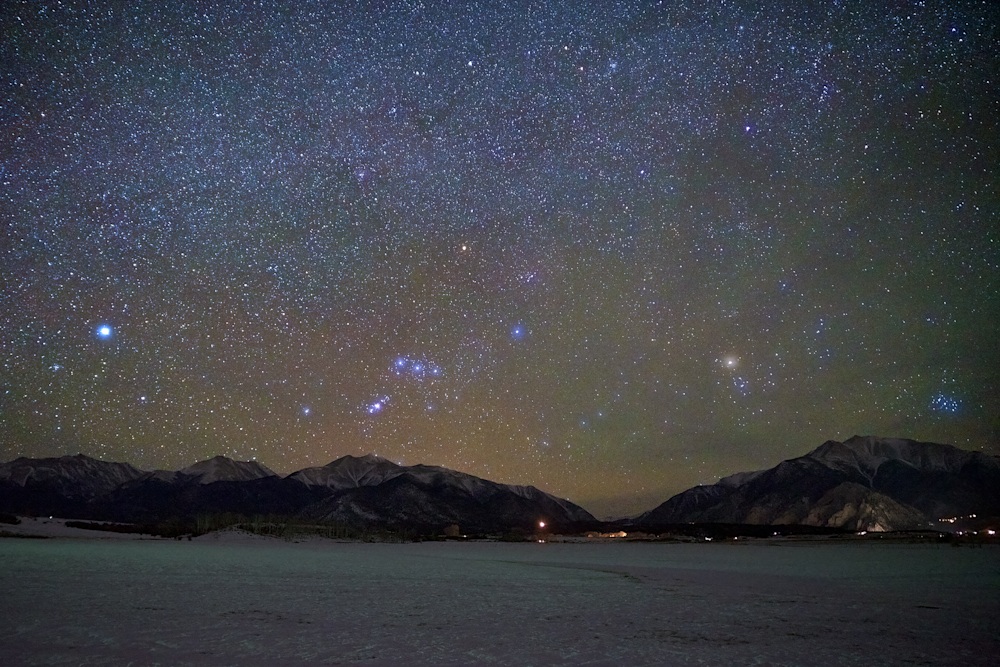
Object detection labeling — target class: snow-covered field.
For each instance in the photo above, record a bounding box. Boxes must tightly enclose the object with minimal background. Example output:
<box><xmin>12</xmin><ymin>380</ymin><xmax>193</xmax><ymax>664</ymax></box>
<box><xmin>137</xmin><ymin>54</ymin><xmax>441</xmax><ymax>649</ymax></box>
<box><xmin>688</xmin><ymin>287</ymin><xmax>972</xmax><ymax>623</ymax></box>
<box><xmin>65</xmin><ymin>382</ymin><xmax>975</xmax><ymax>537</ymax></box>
<box><xmin>2</xmin><ymin>531</ymin><xmax>997</xmax><ymax>665</ymax></box>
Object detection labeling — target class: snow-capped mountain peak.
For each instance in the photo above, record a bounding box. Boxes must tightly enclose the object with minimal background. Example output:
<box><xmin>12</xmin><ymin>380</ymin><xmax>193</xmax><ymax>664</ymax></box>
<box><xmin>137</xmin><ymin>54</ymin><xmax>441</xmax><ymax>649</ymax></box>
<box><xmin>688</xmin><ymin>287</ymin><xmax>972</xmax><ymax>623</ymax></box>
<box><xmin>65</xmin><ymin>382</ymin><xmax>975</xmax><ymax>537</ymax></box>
<box><xmin>287</xmin><ymin>453</ymin><xmax>403</xmax><ymax>489</ymax></box>
<box><xmin>637</xmin><ymin>435</ymin><xmax>1000</xmax><ymax>532</ymax></box>
<box><xmin>179</xmin><ymin>456</ymin><xmax>277</xmax><ymax>484</ymax></box>
<box><xmin>0</xmin><ymin>454</ymin><xmax>146</xmax><ymax>499</ymax></box>
<box><xmin>807</xmin><ymin>435</ymin><xmax>990</xmax><ymax>477</ymax></box>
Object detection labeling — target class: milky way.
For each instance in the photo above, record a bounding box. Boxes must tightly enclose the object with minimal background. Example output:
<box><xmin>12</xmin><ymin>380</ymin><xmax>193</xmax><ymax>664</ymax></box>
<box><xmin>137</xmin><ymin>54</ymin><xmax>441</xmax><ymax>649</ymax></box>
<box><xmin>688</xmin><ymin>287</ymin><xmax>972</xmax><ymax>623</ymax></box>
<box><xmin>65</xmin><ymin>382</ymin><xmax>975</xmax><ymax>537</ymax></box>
<box><xmin>3</xmin><ymin>0</ymin><xmax>998</xmax><ymax>515</ymax></box>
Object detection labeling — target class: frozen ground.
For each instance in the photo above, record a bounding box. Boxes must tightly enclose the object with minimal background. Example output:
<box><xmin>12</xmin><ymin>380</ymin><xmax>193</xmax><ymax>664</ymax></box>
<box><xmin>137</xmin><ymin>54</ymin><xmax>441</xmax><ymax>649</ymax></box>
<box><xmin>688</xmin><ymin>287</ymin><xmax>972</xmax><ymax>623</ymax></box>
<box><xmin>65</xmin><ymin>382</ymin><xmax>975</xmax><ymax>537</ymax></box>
<box><xmin>0</xmin><ymin>516</ymin><xmax>154</xmax><ymax>540</ymax></box>
<box><xmin>1</xmin><ymin>533</ymin><xmax>997</xmax><ymax>666</ymax></box>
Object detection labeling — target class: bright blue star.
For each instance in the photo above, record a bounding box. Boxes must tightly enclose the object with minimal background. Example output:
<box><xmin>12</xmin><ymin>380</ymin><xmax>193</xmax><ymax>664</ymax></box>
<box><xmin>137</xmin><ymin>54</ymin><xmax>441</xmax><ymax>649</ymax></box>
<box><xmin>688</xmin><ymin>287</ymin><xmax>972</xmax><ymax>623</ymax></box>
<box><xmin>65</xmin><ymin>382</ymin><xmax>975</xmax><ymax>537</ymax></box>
<box><xmin>96</xmin><ymin>325</ymin><xmax>113</xmax><ymax>339</ymax></box>
<box><xmin>366</xmin><ymin>396</ymin><xmax>390</xmax><ymax>415</ymax></box>
<box><xmin>511</xmin><ymin>324</ymin><xmax>527</xmax><ymax>340</ymax></box>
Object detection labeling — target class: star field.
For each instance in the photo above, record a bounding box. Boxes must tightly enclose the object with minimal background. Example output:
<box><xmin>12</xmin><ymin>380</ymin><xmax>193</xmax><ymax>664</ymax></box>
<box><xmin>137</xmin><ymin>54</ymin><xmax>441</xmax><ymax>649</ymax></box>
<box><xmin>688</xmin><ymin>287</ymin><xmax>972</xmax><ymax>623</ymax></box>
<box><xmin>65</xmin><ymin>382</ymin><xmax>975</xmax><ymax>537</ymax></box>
<box><xmin>2</xmin><ymin>0</ymin><xmax>998</xmax><ymax>515</ymax></box>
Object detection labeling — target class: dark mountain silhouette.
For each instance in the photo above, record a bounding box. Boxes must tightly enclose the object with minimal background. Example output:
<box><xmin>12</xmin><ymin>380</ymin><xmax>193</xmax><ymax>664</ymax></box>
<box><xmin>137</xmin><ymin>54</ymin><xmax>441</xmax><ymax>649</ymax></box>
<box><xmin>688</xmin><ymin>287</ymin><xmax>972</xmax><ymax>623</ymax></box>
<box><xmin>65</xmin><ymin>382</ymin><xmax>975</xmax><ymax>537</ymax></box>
<box><xmin>0</xmin><ymin>454</ymin><xmax>146</xmax><ymax>518</ymax></box>
<box><xmin>636</xmin><ymin>435</ymin><xmax>1000</xmax><ymax>531</ymax></box>
<box><xmin>299</xmin><ymin>459</ymin><xmax>594</xmax><ymax>532</ymax></box>
<box><xmin>0</xmin><ymin>453</ymin><xmax>595</xmax><ymax>534</ymax></box>
<box><xmin>5</xmin><ymin>437</ymin><xmax>995</xmax><ymax>535</ymax></box>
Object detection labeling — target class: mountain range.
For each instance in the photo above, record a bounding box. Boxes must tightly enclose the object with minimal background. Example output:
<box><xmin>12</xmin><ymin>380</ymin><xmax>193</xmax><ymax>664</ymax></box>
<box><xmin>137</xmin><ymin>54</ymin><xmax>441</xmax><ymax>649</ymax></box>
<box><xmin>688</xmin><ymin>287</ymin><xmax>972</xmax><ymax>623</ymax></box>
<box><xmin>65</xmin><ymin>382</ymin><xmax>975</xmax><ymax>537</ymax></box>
<box><xmin>0</xmin><ymin>452</ymin><xmax>595</xmax><ymax>534</ymax></box>
<box><xmin>634</xmin><ymin>435</ymin><xmax>1000</xmax><ymax>532</ymax></box>
<box><xmin>2</xmin><ymin>436</ymin><xmax>998</xmax><ymax>535</ymax></box>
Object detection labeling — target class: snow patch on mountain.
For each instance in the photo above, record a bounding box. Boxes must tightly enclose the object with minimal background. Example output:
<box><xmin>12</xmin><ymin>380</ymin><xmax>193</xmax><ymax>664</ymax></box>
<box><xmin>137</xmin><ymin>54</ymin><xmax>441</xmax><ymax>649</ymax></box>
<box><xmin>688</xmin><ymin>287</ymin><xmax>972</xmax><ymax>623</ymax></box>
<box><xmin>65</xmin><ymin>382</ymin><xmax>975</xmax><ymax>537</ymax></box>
<box><xmin>287</xmin><ymin>454</ymin><xmax>403</xmax><ymax>489</ymax></box>
<box><xmin>0</xmin><ymin>454</ymin><xmax>146</xmax><ymax>499</ymax></box>
<box><xmin>179</xmin><ymin>456</ymin><xmax>277</xmax><ymax>484</ymax></box>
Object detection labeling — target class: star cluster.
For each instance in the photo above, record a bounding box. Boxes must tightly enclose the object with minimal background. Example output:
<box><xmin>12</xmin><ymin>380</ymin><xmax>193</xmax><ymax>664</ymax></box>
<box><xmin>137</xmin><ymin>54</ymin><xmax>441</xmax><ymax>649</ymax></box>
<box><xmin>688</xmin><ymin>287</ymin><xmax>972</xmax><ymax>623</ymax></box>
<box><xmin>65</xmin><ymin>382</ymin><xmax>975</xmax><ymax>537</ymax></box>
<box><xmin>2</xmin><ymin>0</ymin><xmax>997</xmax><ymax>515</ymax></box>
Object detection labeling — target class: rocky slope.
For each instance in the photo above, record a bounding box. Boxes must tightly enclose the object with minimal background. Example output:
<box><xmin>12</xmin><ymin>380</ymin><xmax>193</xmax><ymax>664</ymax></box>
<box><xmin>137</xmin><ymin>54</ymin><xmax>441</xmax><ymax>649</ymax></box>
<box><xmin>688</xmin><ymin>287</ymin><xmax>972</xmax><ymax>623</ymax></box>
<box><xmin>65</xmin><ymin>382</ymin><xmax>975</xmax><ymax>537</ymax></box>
<box><xmin>637</xmin><ymin>435</ymin><xmax>1000</xmax><ymax>531</ymax></box>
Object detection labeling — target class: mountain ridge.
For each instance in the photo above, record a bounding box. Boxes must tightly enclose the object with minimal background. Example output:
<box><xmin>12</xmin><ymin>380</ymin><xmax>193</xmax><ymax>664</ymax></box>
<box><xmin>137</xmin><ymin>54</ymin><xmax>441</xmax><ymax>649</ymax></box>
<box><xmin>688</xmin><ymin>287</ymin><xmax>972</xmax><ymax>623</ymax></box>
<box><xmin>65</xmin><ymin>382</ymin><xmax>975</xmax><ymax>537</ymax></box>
<box><xmin>636</xmin><ymin>435</ymin><xmax>1000</xmax><ymax>531</ymax></box>
<box><xmin>0</xmin><ymin>452</ymin><xmax>595</xmax><ymax>533</ymax></box>
<box><xmin>180</xmin><ymin>455</ymin><xmax>278</xmax><ymax>484</ymax></box>
<box><xmin>3</xmin><ymin>436</ymin><xmax>997</xmax><ymax>534</ymax></box>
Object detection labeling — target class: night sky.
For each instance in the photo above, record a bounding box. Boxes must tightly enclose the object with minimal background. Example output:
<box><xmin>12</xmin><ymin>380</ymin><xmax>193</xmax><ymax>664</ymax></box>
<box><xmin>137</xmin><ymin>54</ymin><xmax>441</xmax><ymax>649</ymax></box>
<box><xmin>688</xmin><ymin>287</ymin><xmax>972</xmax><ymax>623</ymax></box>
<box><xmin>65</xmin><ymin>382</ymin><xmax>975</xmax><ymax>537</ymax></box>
<box><xmin>2</xmin><ymin>0</ymin><xmax>998</xmax><ymax>516</ymax></box>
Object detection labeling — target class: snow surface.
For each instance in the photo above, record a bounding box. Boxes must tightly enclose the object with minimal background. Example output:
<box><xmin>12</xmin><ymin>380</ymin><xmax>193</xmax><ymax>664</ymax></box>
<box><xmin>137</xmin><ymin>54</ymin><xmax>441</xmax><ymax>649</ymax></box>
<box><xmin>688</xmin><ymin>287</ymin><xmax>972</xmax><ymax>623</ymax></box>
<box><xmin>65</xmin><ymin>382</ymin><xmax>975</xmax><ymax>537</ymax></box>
<box><xmin>1</xmin><ymin>535</ymin><xmax>997</xmax><ymax>665</ymax></box>
<box><xmin>1</xmin><ymin>516</ymin><xmax>153</xmax><ymax>540</ymax></box>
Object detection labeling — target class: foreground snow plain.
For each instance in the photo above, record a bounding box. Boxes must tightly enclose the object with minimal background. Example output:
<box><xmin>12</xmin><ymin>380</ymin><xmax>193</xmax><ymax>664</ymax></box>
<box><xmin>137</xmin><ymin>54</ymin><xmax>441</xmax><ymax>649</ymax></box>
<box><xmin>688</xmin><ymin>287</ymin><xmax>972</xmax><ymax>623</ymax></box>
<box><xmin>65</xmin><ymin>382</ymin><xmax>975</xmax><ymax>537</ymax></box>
<box><xmin>2</xmin><ymin>530</ymin><xmax>997</xmax><ymax>665</ymax></box>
